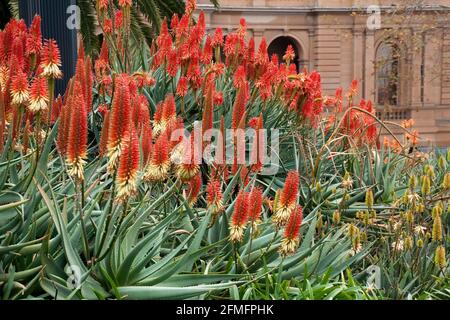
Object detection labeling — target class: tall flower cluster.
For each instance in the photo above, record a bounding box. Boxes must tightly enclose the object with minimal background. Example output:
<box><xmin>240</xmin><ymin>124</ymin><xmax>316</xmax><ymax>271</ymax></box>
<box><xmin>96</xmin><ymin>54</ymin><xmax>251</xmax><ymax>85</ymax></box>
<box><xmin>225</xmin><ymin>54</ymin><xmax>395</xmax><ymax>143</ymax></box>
<box><xmin>0</xmin><ymin>16</ymin><xmax>63</xmax><ymax>152</ymax></box>
<box><xmin>273</xmin><ymin>171</ymin><xmax>300</xmax><ymax>227</ymax></box>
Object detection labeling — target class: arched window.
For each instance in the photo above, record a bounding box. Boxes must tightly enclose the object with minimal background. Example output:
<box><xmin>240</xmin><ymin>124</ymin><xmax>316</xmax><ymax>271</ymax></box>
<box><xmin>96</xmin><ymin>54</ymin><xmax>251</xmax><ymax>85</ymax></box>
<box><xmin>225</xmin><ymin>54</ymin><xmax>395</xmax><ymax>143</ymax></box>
<box><xmin>376</xmin><ymin>42</ymin><xmax>400</xmax><ymax>106</ymax></box>
<box><xmin>268</xmin><ymin>36</ymin><xmax>303</xmax><ymax>70</ymax></box>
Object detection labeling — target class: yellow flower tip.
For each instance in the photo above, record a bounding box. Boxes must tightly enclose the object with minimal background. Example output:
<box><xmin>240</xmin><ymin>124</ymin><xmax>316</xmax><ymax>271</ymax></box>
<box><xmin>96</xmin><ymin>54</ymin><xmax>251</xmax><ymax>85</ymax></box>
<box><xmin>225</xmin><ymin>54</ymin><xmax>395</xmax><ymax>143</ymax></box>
<box><xmin>432</xmin><ymin>213</ymin><xmax>443</xmax><ymax>243</ymax></box>
<box><xmin>332</xmin><ymin>210</ymin><xmax>341</xmax><ymax>225</ymax></box>
<box><xmin>273</xmin><ymin>206</ymin><xmax>293</xmax><ymax>228</ymax></box>
<box><xmin>144</xmin><ymin>161</ymin><xmax>171</xmax><ymax>182</ymax></box>
<box><xmin>229</xmin><ymin>225</ymin><xmax>246</xmax><ymax>243</ymax></box>
<box><xmin>66</xmin><ymin>157</ymin><xmax>86</xmax><ymax>181</ymax></box>
<box><xmin>421</xmin><ymin>175</ymin><xmax>431</xmax><ymax>196</ymax></box>
<box><xmin>11</xmin><ymin>91</ymin><xmax>30</xmax><ymax>106</ymax></box>
<box><xmin>365</xmin><ymin>189</ymin><xmax>374</xmax><ymax>209</ymax></box>
<box><xmin>28</xmin><ymin>96</ymin><xmax>49</xmax><ymax>113</ymax></box>
<box><xmin>41</xmin><ymin>63</ymin><xmax>63</xmax><ymax>79</ymax></box>
<box><xmin>176</xmin><ymin>164</ymin><xmax>200</xmax><ymax>182</ymax></box>
<box><xmin>434</xmin><ymin>245</ymin><xmax>447</xmax><ymax>269</ymax></box>
<box><xmin>116</xmin><ymin>172</ymin><xmax>139</xmax><ymax>203</ymax></box>
<box><xmin>279</xmin><ymin>238</ymin><xmax>299</xmax><ymax>257</ymax></box>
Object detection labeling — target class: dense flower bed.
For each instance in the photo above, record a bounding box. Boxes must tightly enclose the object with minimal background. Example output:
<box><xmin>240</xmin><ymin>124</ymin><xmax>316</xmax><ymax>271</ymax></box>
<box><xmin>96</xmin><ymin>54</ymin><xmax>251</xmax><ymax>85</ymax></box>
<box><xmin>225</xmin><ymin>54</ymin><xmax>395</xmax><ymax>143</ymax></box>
<box><xmin>0</xmin><ymin>0</ymin><xmax>448</xmax><ymax>300</ymax></box>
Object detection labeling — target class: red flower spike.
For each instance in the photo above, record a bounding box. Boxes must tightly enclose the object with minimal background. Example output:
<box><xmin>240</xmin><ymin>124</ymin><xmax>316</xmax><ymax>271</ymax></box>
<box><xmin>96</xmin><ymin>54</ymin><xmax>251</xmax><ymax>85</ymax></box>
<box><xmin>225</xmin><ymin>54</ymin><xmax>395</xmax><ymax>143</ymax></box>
<box><xmin>273</xmin><ymin>170</ymin><xmax>300</xmax><ymax>227</ymax></box>
<box><xmin>10</xmin><ymin>70</ymin><xmax>29</xmax><ymax>106</ymax></box>
<box><xmin>280</xmin><ymin>170</ymin><xmax>299</xmax><ymax>208</ymax></box>
<box><xmin>162</xmin><ymin>94</ymin><xmax>176</xmax><ymax>128</ymax></box>
<box><xmin>283</xmin><ymin>45</ymin><xmax>295</xmax><ymax>64</ymax></box>
<box><xmin>66</xmin><ymin>82</ymin><xmax>88</xmax><ymax>181</ymax></box>
<box><xmin>230</xmin><ymin>190</ymin><xmax>250</xmax><ymax>243</ymax></box>
<box><xmin>144</xmin><ymin>131</ymin><xmax>170</xmax><ymax>182</ymax></box>
<box><xmin>202</xmin><ymin>36</ymin><xmax>213</xmax><ymax>65</ymax></box>
<box><xmin>248</xmin><ymin>187</ymin><xmax>263</xmax><ymax>223</ymax></box>
<box><xmin>176</xmin><ymin>76</ymin><xmax>188</xmax><ymax>97</ymax></box>
<box><xmin>115</xmin><ymin>10</ymin><xmax>123</xmax><ymax>29</ymax></box>
<box><xmin>202</xmin><ymin>79</ymin><xmax>214</xmax><ymax>140</ymax></box>
<box><xmin>206</xmin><ymin>178</ymin><xmax>224</xmax><ymax>218</ymax></box>
<box><xmin>28</xmin><ymin>76</ymin><xmax>49</xmax><ymax>113</ymax></box>
<box><xmin>176</xmin><ymin>133</ymin><xmax>200</xmax><ymax>182</ymax></box>
<box><xmin>212</xmin><ymin>28</ymin><xmax>224</xmax><ymax>48</ymax></box>
<box><xmin>40</xmin><ymin>39</ymin><xmax>62</xmax><ymax>79</ymax></box>
<box><xmin>186</xmin><ymin>173</ymin><xmax>202</xmax><ymax>206</ymax></box>
<box><xmin>107</xmin><ymin>75</ymin><xmax>132</xmax><ymax>170</ymax></box>
<box><xmin>213</xmin><ymin>91</ymin><xmax>223</xmax><ymax>106</ymax></box>
<box><xmin>256</xmin><ymin>37</ymin><xmax>269</xmax><ymax>70</ymax></box>
<box><xmin>103</xmin><ymin>19</ymin><xmax>113</xmax><ymax>34</ymax></box>
<box><xmin>26</xmin><ymin>15</ymin><xmax>42</xmax><ymax>57</ymax></box>
<box><xmin>116</xmin><ymin>126</ymin><xmax>140</xmax><ymax>202</ymax></box>
<box><xmin>141</xmin><ymin>121</ymin><xmax>153</xmax><ymax>165</ymax></box>
<box><xmin>250</xmin><ymin>113</ymin><xmax>264</xmax><ymax>173</ymax></box>
<box><xmin>171</xmin><ymin>14</ymin><xmax>179</xmax><ymax>31</ymax></box>
<box><xmin>280</xmin><ymin>205</ymin><xmax>303</xmax><ymax>256</ymax></box>
<box><xmin>231</xmin><ymin>83</ymin><xmax>249</xmax><ymax>130</ymax></box>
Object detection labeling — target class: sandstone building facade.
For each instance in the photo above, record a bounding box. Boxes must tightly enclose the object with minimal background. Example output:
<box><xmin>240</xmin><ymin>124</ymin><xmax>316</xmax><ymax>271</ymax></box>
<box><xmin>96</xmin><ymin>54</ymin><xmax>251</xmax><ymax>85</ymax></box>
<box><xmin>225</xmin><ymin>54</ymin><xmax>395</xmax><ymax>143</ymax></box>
<box><xmin>198</xmin><ymin>0</ymin><xmax>450</xmax><ymax>146</ymax></box>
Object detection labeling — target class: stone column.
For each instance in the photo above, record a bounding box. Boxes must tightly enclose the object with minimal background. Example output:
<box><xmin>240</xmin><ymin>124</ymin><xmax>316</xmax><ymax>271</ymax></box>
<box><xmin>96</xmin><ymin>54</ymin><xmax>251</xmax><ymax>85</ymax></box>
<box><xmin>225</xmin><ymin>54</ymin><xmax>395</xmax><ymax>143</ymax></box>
<box><xmin>410</xmin><ymin>28</ymin><xmax>423</xmax><ymax>110</ymax></box>
<box><xmin>308</xmin><ymin>28</ymin><xmax>315</xmax><ymax>71</ymax></box>
<box><xmin>353</xmin><ymin>28</ymin><xmax>364</xmax><ymax>99</ymax></box>
<box><xmin>364</xmin><ymin>30</ymin><xmax>375</xmax><ymax>103</ymax></box>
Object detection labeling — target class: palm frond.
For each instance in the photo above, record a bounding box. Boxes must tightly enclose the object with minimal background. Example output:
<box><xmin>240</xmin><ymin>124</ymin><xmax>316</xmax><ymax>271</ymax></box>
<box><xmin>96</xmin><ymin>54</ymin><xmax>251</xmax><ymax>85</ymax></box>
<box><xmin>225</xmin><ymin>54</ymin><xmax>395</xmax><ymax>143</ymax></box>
<box><xmin>77</xmin><ymin>0</ymin><xmax>100</xmax><ymax>55</ymax></box>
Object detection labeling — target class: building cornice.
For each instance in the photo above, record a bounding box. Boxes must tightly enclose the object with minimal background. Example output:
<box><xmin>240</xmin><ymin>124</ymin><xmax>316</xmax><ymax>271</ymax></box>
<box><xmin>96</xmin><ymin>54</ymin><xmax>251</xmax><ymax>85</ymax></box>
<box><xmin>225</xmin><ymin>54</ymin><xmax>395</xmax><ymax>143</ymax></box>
<box><xmin>198</xmin><ymin>4</ymin><xmax>450</xmax><ymax>14</ymax></box>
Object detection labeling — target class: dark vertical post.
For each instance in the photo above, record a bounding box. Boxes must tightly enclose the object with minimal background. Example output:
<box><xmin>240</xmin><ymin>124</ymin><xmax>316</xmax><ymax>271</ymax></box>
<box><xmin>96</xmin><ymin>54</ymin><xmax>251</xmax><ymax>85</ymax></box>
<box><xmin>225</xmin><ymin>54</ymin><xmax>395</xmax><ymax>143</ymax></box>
<box><xmin>19</xmin><ymin>0</ymin><xmax>77</xmax><ymax>94</ymax></box>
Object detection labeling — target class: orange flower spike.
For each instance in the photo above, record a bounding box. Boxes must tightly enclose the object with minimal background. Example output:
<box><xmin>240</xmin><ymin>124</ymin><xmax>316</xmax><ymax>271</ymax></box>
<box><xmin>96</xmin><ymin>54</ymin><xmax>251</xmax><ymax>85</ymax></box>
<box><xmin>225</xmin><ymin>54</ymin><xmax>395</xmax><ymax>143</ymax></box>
<box><xmin>10</xmin><ymin>70</ymin><xmax>29</xmax><ymax>106</ymax></box>
<box><xmin>273</xmin><ymin>170</ymin><xmax>300</xmax><ymax>227</ymax></box>
<box><xmin>202</xmin><ymin>78</ymin><xmax>214</xmax><ymax>139</ymax></box>
<box><xmin>141</xmin><ymin>121</ymin><xmax>153</xmax><ymax>166</ymax></box>
<box><xmin>283</xmin><ymin>44</ymin><xmax>296</xmax><ymax>65</ymax></box>
<box><xmin>176</xmin><ymin>133</ymin><xmax>200</xmax><ymax>182</ymax></box>
<box><xmin>250</xmin><ymin>113</ymin><xmax>264</xmax><ymax>173</ymax></box>
<box><xmin>176</xmin><ymin>76</ymin><xmax>188</xmax><ymax>97</ymax></box>
<box><xmin>66</xmin><ymin>82</ymin><xmax>88</xmax><ymax>181</ymax></box>
<box><xmin>56</xmin><ymin>97</ymin><xmax>72</xmax><ymax>156</ymax></box>
<box><xmin>248</xmin><ymin>187</ymin><xmax>263</xmax><ymax>223</ymax></box>
<box><xmin>107</xmin><ymin>75</ymin><xmax>132</xmax><ymax>171</ymax></box>
<box><xmin>162</xmin><ymin>94</ymin><xmax>177</xmax><ymax>125</ymax></box>
<box><xmin>231</xmin><ymin>83</ymin><xmax>249</xmax><ymax>130</ymax></box>
<box><xmin>26</xmin><ymin>15</ymin><xmax>42</xmax><ymax>67</ymax></box>
<box><xmin>28</xmin><ymin>76</ymin><xmax>49</xmax><ymax>113</ymax></box>
<box><xmin>186</xmin><ymin>173</ymin><xmax>202</xmax><ymax>206</ymax></box>
<box><xmin>116</xmin><ymin>126</ymin><xmax>140</xmax><ymax>202</ymax></box>
<box><xmin>206</xmin><ymin>178</ymin><xmax>224</xmax><ymax>217</ymax></box>
<box><xmin>40</xmin><ymin>39</ymin><xmax>62</xmax><ymax>79</ymax></box>
<box><xmin>144</xmin><ymin>131</ymin><xmax>171</xmax><ymax>182</ymax></box>
<box><xmin>279</xmin><ymin>205</ymin><xmax>303</xmax><ymax>256</ymax></box>
<box><xmin>230</xmin><ymin>190</ymin><xmax>250</xmax><ymax>243</ymax></box>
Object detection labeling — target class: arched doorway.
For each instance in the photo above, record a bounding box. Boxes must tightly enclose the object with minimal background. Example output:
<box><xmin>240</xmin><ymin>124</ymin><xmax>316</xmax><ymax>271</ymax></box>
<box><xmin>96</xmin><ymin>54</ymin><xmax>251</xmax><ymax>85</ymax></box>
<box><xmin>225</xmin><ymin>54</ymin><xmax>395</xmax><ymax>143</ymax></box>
<box><xmin>268</xmin><ymin>36</ymin><xmax>303</xmax><ymax>70</ymax></box>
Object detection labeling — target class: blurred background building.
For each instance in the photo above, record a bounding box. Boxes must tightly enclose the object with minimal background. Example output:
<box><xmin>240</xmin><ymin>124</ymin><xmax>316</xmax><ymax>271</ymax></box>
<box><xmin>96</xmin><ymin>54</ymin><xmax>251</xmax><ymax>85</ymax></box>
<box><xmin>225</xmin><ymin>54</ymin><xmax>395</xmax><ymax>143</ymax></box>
<box><xmin>198</xmin><ymin>0</ymin><xmax>450</xmax><ymax>147</ymax></box>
